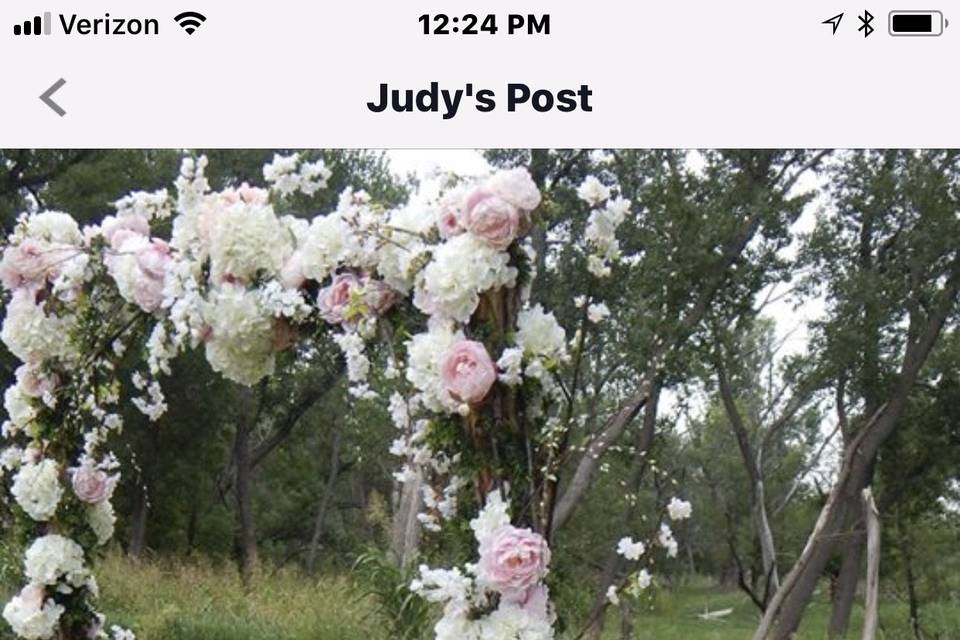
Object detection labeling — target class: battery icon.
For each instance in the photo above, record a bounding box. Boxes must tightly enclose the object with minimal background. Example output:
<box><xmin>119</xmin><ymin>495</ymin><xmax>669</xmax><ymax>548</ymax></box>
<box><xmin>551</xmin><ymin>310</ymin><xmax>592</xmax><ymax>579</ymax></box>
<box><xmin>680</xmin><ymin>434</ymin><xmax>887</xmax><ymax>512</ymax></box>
<box><xmin>888</xmin><ymin>10</ymin><xmax>947</xmax><ymax>36</ymax></box>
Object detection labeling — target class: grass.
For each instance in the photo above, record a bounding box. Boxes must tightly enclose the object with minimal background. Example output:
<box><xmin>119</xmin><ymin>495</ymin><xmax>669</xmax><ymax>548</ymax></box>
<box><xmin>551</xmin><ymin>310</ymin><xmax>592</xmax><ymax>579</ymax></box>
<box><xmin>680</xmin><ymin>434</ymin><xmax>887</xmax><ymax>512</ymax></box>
<box><xmin>3</xmin><ymin>555</ymin><xmax>958</xmax><ymax>639</ymax></box>
<box><xmin>598</xmin><ymin>579</ymin><xmax>960</xmax><ymax>640</ymax></box>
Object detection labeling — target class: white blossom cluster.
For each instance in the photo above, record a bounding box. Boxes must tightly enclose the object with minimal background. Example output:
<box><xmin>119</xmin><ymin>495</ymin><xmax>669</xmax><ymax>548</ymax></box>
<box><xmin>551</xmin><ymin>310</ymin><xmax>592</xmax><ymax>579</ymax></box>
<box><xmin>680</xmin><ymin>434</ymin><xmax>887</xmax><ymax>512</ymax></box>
<box><xmin>576</xmin><ymin>176</ymin><xmax>631</xmax><ymax>278</ymax></box>
<box><xmin>411</xmin><ymin>493</ymin><xmax>556</xmax><ymax>640</ymax></box>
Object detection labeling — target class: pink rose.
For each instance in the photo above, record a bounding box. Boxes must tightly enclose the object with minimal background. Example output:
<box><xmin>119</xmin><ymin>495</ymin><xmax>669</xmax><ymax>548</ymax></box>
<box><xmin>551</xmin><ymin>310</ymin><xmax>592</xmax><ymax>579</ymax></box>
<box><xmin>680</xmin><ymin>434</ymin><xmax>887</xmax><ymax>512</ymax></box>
<box><xmin>70</xmin><ymin>463</ymin><xmax>116</xmax><ymax>504</ymax></box>
<box><xmin>462</xmin><ymin>190</ymin><xmax>521</xmax><ymax>250</ymax></box>
<box><xmin>100</xmin><ymin>214</ymin><xmax>150</xmax><ymax>249</ymax></box>
<box><xmin>487</xmin><ymin>168</ymin><xmax>542</xmax><ymax>212</ymax></box>
<box><xmin>437</xmin><ymin>208</ymin><xmax>463</xmax><ymax>239</ymax></box>
<box><xmin>317</xmin><ymin>273</ymin><xmax>361</xmax><ymax>324</ymax></box>
<box><xmin>478</xmin><ymin>525</ymin><xmax>551</xmax><ymax>600</ymax></box>
<box><xmin>439</xmin><ymin>340</ymin><xmax>497</xmax><ymax>404</ymax></box>
<box><xmin>110</xmin><ymin>235</ymin><xmax>171</xmax><ymax>312</ymax></box>
<box><xmin>0</xmin><ymin>240</ymin><xmax>48</xmax><ymax>291</ymax></box>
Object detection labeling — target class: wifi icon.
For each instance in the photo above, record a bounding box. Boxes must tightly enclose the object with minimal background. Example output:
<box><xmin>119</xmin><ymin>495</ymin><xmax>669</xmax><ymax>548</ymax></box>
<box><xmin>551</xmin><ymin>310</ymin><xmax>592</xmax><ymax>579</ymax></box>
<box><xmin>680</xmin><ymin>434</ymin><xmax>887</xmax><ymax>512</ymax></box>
<box><xmin>174</xmin><ymin>11</ymin><xmax>206</xmax><ymax>35</ymax></box>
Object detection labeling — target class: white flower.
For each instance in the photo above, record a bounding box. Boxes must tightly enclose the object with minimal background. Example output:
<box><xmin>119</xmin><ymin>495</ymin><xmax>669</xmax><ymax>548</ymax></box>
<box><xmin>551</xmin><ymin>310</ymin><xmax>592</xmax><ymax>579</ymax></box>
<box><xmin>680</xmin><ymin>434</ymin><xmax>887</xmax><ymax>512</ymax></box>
<box><xmin>23</xmin><ymin>212</ymin><xmax>82</xmax><ymax>245</ymax></box>
<box><xmin>4</xmin><ymin>385</ymin><xmax>37</xmax><ymax>432</ymax></box>
<box><xmin>667</xmin><ymin>497</ymin><xmax>692</xmax><ymax>521</ymax></box>
<box><xmin>576</xmin><ymin>176</ymin><xmax>611</xmax><ymax>206</ymax></box>
<box><xmin>299</xmin><ymin>213</ymin><xmax>350</xmax><ymax>283</ymax></box>
<box><xmin>497</xmin><ymin>347</ymin><xmax>524</xmax><ymax>386</ymax></box>
<box><xmin>405</xmin><ymin>321</ymin><xmax>462</xmax><ymax>412</ymax></box>
<box><xmin>263</xmin><ymin>153</ymin><xmax>331</xmax><ymax>197</ymax></box>
<box><xmin>586</xmin><ymin>255</ymin><xmax>611</xmax><ymax>278</ymax></box>
<box><xmin>605</xmin><ymin>585</ymin><xmax>620</xmax><ymax>606</ymax></box>
<box><xmin>469</xmin><ymin>491</ymin><xmax>511</xmax><ymax>547</ymax></box>
<box><xmin>414</xmin><ymin>234</ymin><xmax>517</xmax><ymax>323</ymax></box>
<box><xmin>587</xmin><ymin>302</ymin><xmax>610</xmax><ymax>324</ymax></box>
<box><xmin>410</xmin><ymin>565</ymin><xmax>472</xmax><ymax>604</ymax></box>
<box><xmin>114</xmin><ymin>189</ymin><xmax>172</xmax><ymax>221</ymax></box>
<box><xmin>203</xmin><ymin>285</ymin><xmax>276</xmax><ymax>385</ymax></box>
<box><xmin>516</xmin><ymin>305</ymin><xmax>567</xmax><ymax>361</ymax></box>
<box><xmin>24</xmin><ymin>534</ymin><xmax>87</xmax><ymax>587</ymax></box>
<box><xmin>636</xmin><ymin>569</ymin><xmax>652</xmax><ymax>590</ymax></box>
<box><xmin>486</xmin><ymin>168</ymin><xmax>542</xmax><ymax>211</ymax></box>
<box><xmin>1</xmin><ymin>289</ymin><xmax>75</xmax><ymax>365</ymax></box>
<box><xmin>208</xmin><ymin>202</ymin><xmax>289</xmax><ymax>283</ymax></box>
<box><xmin>11</xmin><ymin>460</ymin><xmax>63</xmax><ymax>522</ymax></box>
<box><xmin>616</xmin><ymin>537</ymin><xmax>645</xmax><ymax>561</ymax></box>
<box><xmin>2</xmin><ymin>583</ymin><xmax>64</xmax><ymax>640</ymax></box>
<box><xmin>658</xmin><ymin>523</ymin><xmax>679</xmax><ymax>558</ymax></box>
<box><xmin>88</xmin><ymin>500</ymin><xmax>117</xmax><ymax>545</ymax></box>
<box><xmin>376</xmin><ymin>206</ymin><xmax>434</xmax><ymax>293</ymax></box>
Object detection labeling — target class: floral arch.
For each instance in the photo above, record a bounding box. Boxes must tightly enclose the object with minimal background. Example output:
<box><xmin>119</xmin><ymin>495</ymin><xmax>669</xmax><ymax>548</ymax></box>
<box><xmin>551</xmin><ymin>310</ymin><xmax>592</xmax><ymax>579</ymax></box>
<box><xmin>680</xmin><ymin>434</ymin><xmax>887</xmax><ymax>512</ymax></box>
<box><xmin>0</xmin><ymin>154</ymin><xmax>689</xmax><ymax>640</ymax></box>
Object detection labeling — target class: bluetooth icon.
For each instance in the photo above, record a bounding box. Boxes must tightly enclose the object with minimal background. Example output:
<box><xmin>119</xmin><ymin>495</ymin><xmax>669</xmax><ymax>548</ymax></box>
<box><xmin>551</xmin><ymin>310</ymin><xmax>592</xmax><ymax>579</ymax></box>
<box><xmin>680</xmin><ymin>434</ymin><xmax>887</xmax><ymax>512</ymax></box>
<box><xmin>858</xmin><ymin>10</ymin><xmax>875</xmax><ymax>37</ymax></box>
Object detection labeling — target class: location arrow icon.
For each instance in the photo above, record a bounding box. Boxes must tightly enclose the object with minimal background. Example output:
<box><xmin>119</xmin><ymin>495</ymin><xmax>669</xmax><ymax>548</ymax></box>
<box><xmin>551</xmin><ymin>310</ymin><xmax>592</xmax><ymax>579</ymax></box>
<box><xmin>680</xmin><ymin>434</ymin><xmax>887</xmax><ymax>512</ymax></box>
<box><xmin>823</xmin><ymin>12</ymin><xmax>844</xmax><ymax>35</ymax></box>
<box><xmin>40</xmin><ymin>78</ymin><xmax>67</xmax><ymax>116</ymax></box>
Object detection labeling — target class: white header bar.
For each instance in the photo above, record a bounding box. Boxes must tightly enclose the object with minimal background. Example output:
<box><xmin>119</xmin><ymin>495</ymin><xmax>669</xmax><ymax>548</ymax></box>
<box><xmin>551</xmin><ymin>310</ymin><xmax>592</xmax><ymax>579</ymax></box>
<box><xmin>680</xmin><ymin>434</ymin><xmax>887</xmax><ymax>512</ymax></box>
<box><xmin>0</xmin><ymin>1</ymin><xmax>956</xmax><ymax>147</ymax></box>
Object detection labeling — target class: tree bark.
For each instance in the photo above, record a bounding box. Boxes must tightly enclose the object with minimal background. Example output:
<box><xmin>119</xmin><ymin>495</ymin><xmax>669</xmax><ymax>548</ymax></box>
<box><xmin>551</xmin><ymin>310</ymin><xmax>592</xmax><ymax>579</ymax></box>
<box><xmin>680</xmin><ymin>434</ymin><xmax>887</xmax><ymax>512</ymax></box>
<box><xmin>861</xmin><ymin>488</ymin><xmax>881</xmax><ymax>640</ymax></box>
<box><xmin>233</xmin><ymin>386</ymin><xmax>261</xmax><ymax>584</ymax></box>
<box><xmin>128</xmin><ymin>480</ymin><xmax>149</xmax><ymax>559</ymax></box>
<box><xmin>390</xmin><ymin>465</ymin><xmax>424</xmax><ymax>568</ymax></box>
<box><xmin>305</xmin><ymin>421</ymin><xmax>343</xmax><ymax>575</ymax></box>
<box><xmin>828</xmin><ymin>509</ymin><xmax>865</xmax><ymax>638</ymax></box>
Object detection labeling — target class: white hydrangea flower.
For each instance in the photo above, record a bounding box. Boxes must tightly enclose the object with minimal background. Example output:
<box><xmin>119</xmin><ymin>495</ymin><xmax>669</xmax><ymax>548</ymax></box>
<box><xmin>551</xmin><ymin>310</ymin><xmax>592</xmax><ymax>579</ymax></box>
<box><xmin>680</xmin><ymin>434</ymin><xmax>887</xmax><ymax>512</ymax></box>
<box><xmin>516</xmin><ymin>305</ymin><xmax>567</xmax><ymax>361</ymax></box>
<box><xmin>24</xmin><ymin>534</ymin><xmax>87</xmax><ymax>587</ymax></box>
<box><xmin>203</xmin><ymin>285</ymin><xmax>276</xmax><ymax>385</ymax></box>
<box><xmin>4</xmin><ymin>385</ymin><xmax>37</xmax><ymax>433</ymax></box>
<box><xmin>636</xmin><ymin>568</ymin><xmax>652</xmax><ymax>590</ymax></box>
<box><xmin>2</xmin><ymin>583</ymin><xmax>64</xmax><ymax>640</ymax></box>
<box><xmin>414</xmin><ymin>234</ymin><xmax>517</xmax><ymax>323</ymax></box>
<box><xmin>486</xmin><ymin>167</ymin><xmax>542</xmax><ymax>211</ymax></box>
<box><xmin>22</xmin><ymin>212</ymin><xmax>82</xmax><ymax>245</ymax></box>
<box><xmin>208</xmin><ymin>202</ymin><xmax>290</xmax><ymax>283</ymax></box>
<box><xmin>616</xmin><ymin>537</ymin><xmax>645</xmax><ymax>561</ymax></box>
<box><xmin>469</xmin><ymin>491</ymin><xmax>511</xmax><ymax>547</ymax></box>
<box><xmin>1</xmin><ymin>290</ymin><xmax>75</xmax><ymax>365</ymax></box>
<box><xmin>667</xmin><ymin>497</ymin><xmax>693</xmax><ymax>521</ymax></box>
<box><xmin>11</xmin><ymin>460</ymin><xmax>62</xmax><ymax>522</ymax></box>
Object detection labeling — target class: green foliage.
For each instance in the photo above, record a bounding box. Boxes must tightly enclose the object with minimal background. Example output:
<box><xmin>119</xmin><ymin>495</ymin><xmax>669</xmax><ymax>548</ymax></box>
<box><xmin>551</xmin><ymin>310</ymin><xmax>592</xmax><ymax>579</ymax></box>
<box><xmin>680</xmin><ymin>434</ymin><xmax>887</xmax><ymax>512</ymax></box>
<box><xmin>351</xmin><ymin>549</ymin><xmax>431</xmax><ymax>640</ymax></box>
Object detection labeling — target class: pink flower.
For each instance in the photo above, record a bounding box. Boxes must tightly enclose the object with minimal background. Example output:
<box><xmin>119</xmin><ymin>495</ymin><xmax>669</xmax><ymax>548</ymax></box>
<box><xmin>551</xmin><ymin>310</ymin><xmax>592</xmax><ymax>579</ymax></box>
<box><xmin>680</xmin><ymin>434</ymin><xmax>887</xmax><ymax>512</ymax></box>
<box><xmin>15</xmin><ymin>364</ymin><xmax>58</xmax><ymax>398</ymax></box>
<box><xmin>70</xmin><ymin>463</ymin><xmax>117</xmax><ymax>504</ymax></box>
<box><xmin>462</xmin><ymin>190</ymin><xmax>521</xmax><ymax>250</ymax></box>
<box><xmin>317</xmin><ymin>273</ymin><xmax>361</xmax><ymax>324</ymax></box>
<box><xmin>109</xmin><ymin>235</ymin><xmax>171</xmax><ymax>312</ymax></box>
<box><xmin>361</xmin><ymin>277</ymin><xmax>399</xmax><ymax>315</ymax></box>
<box><xmin>100</xmin><ymin>214</ymin><xmax>150</xmax><ymax>249</ymax></box>
<box><xmin>0</xmin><ymin>240</ymin><xmax>48</xmax><ymax>291</ymax></box>
<box><xmin>488</xmin><ymin>168</ymin><xmax>542</xmax><ymax>212</ymax></box>
<box><xmin>478</xmin><ymin>525</ymin><xmax>551</xmax><ymax>600</ymax></box>
<box><xmin>221</xmin><ymin>183</ymin><xmax>269</xmax><ymax>206</ymax></box>
<box><xmin>439</xmin><ymin>340</ymin><xmax>497</xmax><ymax>404</ymax></box>
<box><xmin>437</xmin><ymin>208</ymin><xmax>463</xmax><ymax>239</ymax></box>
<box><xmin>518</xmin><ymin>584</ymin><xmax>553</xmax><ymax>622</ymax></box>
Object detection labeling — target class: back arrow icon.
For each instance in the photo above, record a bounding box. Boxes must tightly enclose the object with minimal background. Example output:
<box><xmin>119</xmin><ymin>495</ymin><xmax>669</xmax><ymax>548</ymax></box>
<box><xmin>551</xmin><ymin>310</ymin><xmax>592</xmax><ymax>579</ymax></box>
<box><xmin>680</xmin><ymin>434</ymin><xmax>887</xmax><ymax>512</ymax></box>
<box><xmin>40</xmin><ymin>78</ymin><xmax>67</xmax><ymax>117</ymax></box>
<box><xmin>823</xmin><ymin>12</ymin><xmax>844</xmax><ymax>35</ymax></box>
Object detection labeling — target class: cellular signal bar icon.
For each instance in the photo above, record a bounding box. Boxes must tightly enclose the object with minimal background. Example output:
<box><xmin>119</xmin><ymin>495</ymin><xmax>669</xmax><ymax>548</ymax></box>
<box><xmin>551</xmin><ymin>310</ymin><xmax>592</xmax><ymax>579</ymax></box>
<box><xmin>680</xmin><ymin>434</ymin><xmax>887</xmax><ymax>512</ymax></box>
<box><xmin>13</xmin><ymin>12</ymin><xmax>52</xmax><ymax>36</ymax></box>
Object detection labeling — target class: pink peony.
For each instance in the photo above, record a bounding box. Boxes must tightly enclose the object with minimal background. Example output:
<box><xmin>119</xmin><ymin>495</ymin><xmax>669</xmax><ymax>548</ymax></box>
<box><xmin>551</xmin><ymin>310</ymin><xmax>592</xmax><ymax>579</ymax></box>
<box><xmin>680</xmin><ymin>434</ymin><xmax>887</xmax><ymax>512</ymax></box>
<box><xmin>70</xmin><ymin>463</ymin><xmax>116</xmax><ymax>504</ymax></box>
<box><xmin>317</xmin><ymin>273</ymin><xmax>361</xmax><ymax>324</ymax></box>
<box><xmin>100</xmin><ymin>214</ymin><xmax>150</xmax><ymax>249</ymax></box>
<box><xmin>437</xmin><ymin>208</ymin><xmax>463</xmax><ymax>239</ymax></box>
<box><xmin>478</xmin><ymin>525</ymin><xmax>551</xmax><ymax>600</ymax></box>
<box><xmin>488</xmin><ymin>168</ymin><xmax>542</xmax><ymax>212</ymax></box>
<box><xmin>462</xmin><ymin>190</ymin><xmax>521</xmax><ymax>250</ymax></box>
<box><xmin>439</xmin><ymin>340</ymin><xmax>497</xmax><ymax>404</ymax></box>
<box><xmin>0</xmin><ymin>240</ymin><xmax>48</xmax><ymax>291</ymax></box>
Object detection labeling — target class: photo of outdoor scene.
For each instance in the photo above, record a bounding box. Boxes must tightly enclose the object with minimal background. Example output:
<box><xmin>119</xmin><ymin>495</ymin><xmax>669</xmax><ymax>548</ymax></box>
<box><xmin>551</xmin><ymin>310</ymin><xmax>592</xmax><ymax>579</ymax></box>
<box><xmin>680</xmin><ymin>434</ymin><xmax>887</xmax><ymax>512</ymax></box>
<box><xmin>0</xmin><ymin>149</ymin><xmax>957</xmax><ymax>640</ymax></box>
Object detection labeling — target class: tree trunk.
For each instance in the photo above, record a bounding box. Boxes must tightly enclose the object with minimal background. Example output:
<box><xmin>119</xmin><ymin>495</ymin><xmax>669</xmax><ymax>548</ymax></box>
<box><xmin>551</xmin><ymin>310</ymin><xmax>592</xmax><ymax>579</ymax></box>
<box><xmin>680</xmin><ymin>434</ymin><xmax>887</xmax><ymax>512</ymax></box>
<box><xmin>897</xmin><ymin>513</ymin><xmax>923</xmax><ymax>640</ymax></box>
<box><xmin>861</xmin><ymin>488</ymin><xmax>881</xmax><ymax>640</ymax></box>
<box><xmin>755</xmin><ymin>262</ymin><xmax>959</xmax><ymax>640</ymax></box>
<box><xmin>755</xmin><ymin>476</ymin><xmax>781</xmax><ymax>594</ymax></box>
<box><xmin>390</xmin><ymin>465</ymin><xmax>424</xmax><ymax>568</ymax></box>
<box><xmin>128</xmin><ymin>480</ymin><xmax>149</xmax><ymax>559</ymax></box>
<box><xmin>305</xmin><ymin>421</ymin><xmax>343</xmax><ymax>575</ymax></box>
<box><xmin>233</xmin><ymin>389</ymin><xmax>259</xmax><ymax>584</ymax></box>
<box><xmin>828</xmin><ymin>505</ymin><xmax>865</xmax><ymax>638</ymax></box>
